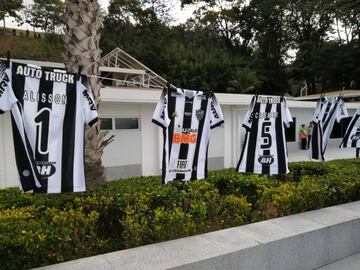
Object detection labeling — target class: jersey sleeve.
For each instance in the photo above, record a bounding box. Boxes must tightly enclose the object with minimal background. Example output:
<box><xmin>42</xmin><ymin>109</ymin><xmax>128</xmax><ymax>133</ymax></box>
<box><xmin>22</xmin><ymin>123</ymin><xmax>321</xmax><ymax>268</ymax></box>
<box><xmin>152</xmin><ymin>88</ymin><xmax>170</xmax><ymax>128</ymax></box>
<box><xmin>80</xmin><ymin>76</ymin><xmax>99</xmax><ymax>127</ymax></box>
<box><xmin>282</xmin><ymin>99</ymin><xmax>293</xmax><ymax>128</ymax></box>
<box><xmin>209</xmin><ymin>93</ymin><xmax>224</xmax><ymax>129</ymax></box>
<box><xmin>0</xmin><ymin>61</ymin><xmax>17</xmax><ymax>114</ymax></box>
<box><xmin>242</xmin><ymin>96</ymin><xmax>256</xmax><ymax>129</ymax></box>
<box><xmin>336</xmin><ymin>99</ymin><xmax>348</xmax><ymax>122</ymax></box>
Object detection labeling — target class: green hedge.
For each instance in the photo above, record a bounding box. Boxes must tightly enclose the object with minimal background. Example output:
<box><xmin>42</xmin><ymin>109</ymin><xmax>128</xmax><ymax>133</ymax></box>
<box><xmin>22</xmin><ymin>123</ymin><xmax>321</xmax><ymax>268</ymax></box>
<box><xmin>1</xmin><ymin>159</ymin><xmax>360</xmax><ymax>269</ymax></box>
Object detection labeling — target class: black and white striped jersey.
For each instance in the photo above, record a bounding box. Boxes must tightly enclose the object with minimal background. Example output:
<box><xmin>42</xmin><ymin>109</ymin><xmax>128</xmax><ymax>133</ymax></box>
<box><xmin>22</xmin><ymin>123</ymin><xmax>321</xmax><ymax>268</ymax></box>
<box><xmin>340</xmin><ymin>106</ymin><xmax>360</xmax><ymax>148</ymax></box>
<box><xmin>309</xmin><ymin>97</ymin><xmax>348</xmax><ymax>161</ymax></box>
<box><xmin>236</xmin><ymin>95</ymin><xmax>293</xmax><ymax>175</ymax></box>
<box><xmin>0</xmin><ymin>61</ymin><xmax>99</xmax><ymax>193</ymax></box>
<box><xmin>152</xmin><ymin>87</ymin><xmax>224</xmax><ymax>184</ymax></box>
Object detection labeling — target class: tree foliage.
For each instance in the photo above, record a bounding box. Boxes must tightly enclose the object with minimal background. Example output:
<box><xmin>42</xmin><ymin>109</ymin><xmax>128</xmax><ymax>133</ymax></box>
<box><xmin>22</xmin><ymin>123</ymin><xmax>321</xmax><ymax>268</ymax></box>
<box><xmin>0</xmin><ymin>0</ymin><xmax>23</xmax><ymax>29</ymax></box>
<box><xmin>6</xmin><ymin>0</ymin><xmax>360</xmax><ymax>95</ymax></box>
<box><xmin>24</xmin><ymin>0</ymin><xmax>64</xmax><ymax>33</ymax></box>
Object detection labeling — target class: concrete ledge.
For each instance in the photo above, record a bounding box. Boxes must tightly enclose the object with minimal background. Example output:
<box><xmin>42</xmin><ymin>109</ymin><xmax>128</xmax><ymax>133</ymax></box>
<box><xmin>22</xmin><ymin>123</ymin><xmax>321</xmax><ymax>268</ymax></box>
<box><xmin>36</xmin><ymin>201</ymin><xmax>360</xmax><ymax>270</ymax></box>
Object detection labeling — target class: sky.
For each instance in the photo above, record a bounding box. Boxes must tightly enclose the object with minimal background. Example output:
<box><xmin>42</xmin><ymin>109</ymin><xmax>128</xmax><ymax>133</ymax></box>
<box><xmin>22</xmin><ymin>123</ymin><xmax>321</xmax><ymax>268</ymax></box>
<box><xmin>5</xmin><ymin>0</ymin><xmax>194</xmax><ymax>30</ymax></box>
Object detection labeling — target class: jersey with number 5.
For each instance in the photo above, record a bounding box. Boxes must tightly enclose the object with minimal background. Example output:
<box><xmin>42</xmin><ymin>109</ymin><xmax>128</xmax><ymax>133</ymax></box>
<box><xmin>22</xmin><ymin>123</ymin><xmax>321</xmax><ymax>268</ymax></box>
<box><xmin>0</xmin><ymin>61</ymin><xmax>98</xmax><ymax>193</ymax></box>
<box><xmin>236</xmin><ymin>95</ymin><xmax>293</xmax><ymax>175</ymax></box>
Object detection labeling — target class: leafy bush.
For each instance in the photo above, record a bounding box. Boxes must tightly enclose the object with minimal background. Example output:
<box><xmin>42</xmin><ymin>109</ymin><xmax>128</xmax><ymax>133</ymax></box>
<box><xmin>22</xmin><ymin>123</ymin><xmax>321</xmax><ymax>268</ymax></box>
<box><xmin>0</xmin><ymin>159</ymin><xmax>360</xmax><ymax>269</ymax></box>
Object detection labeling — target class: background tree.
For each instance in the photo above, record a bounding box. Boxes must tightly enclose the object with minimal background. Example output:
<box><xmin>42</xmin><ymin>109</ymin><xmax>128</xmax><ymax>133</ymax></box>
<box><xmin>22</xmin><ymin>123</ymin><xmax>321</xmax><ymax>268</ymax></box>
<box><xmin>0</xmin><ymin>0</ymin><xmax>23</xmax><ymax>30</ymax></box>
<box><xmin>24</xmin><ymin>0</ymin><xmax>64</xmax><ymax>33</ymax></box>
<box><xmin>63</xmin><ymin>0</ymin><xmax>113</xmax><ymax>188</ymax></box>
<box><xmin>286</xmin><ymin>0</ymin><xmax>335</xmax><ymax>94</ymax></box>
<box><xmin>246</xmin><ymin>0</ymin><xmax>291</xmax><ymax>94</ymax></box>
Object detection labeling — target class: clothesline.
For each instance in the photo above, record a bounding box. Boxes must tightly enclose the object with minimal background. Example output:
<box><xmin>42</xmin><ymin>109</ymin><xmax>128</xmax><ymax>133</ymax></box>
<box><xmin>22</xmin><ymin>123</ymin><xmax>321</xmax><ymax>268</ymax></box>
<box><xmin>86</xmin><ymin>74</ymin><xmax>164</xmax><ymax>89</ymax></box>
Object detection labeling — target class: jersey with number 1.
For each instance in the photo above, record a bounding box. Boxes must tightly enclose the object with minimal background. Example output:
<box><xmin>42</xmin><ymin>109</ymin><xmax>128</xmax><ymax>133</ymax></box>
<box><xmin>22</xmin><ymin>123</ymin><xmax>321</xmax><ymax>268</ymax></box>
<box><xmin>236</xmin><ymin>95</ymin><xmax>293</xmax><ymax>175</ymax></box>
<box><xmin>0</xmin><ymin>61</ymin><xmax>98</xmax><ymax>193</ymax></box>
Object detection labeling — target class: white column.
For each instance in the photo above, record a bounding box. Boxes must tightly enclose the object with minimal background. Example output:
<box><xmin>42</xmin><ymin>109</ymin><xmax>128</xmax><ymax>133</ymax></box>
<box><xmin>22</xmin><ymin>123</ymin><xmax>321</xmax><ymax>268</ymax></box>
<box><xmin>140</xmin><ymin>103</ymin><xmax>160</xmax><ymax>176</ymax></box>
<box><xmin>1</xmin><ymin>113</ymin><xmax>19</xmax><ymax>188</ymax></box>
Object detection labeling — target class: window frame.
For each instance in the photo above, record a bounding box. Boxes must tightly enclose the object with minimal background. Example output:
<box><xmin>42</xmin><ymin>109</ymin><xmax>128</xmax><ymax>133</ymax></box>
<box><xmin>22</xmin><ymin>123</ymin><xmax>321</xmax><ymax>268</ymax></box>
<box><xmin>99</xmin><ymin>116</ymin><xmax>141</xmax><ymax>131</ymax></box>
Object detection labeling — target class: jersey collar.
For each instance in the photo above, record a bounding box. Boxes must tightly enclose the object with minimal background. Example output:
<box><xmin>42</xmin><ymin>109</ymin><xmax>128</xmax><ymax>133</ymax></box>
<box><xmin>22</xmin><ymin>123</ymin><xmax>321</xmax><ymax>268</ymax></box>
<box><xmin>177</xmin><ymin>88</ymin><xmax>203</xmax><ymax>98</ymax></box>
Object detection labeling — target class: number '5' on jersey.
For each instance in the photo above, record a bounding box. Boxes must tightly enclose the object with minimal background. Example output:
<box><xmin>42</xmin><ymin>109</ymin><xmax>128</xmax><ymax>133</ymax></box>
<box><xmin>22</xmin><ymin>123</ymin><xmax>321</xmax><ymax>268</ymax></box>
<box><xmin>152</xmin><ymin>87</ymin><xmax>224</xmax><ymax>184</ymax></box>
<box><xmin>237</xmin><ymin>96</ymin><xmax>293</xmax><ymax>175</ymax></box>
<box><xmin>0</xmin><ymin>61</ymin><xmax>99</xmax><ymax>193</ymax></box>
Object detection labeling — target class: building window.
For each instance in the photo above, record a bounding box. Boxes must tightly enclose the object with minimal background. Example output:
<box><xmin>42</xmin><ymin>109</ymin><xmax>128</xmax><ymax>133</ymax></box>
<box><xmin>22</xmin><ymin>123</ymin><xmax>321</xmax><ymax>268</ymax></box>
<box><xmin>286</xmin><ymin>117</ymin><xmax>296</xmax><ymax>142</ymax></box>
<box><xmin>100</xmin><ymin>118</ymin><xmax>113</xmax><ymax>130</ymax></box>
<box><xmin>330</xmin><ymin>117</ymin><xmax>352</xmax><ymax>139</ymax></box>
<box><xmin>115</xmin><ymin>118</ymin><xmax>139</xmax><ymax>130</ymax></box>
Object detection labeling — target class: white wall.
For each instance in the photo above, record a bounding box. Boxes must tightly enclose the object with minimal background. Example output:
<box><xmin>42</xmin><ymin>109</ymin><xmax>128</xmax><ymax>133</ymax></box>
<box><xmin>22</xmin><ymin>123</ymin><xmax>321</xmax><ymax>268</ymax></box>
<box><xmin>0</xmin><ymin>113</ymin><xmax>19</xmax><ymax>189</ymax></box>
<box><xmin>99</xmin><ymin>103</ymin><xmax>142</xmax><ymax>167</ymax></box>
<box><xmin>0</xmin><ymin>100</ymin><xmax>358</xmax><ymax>188</ymax></box>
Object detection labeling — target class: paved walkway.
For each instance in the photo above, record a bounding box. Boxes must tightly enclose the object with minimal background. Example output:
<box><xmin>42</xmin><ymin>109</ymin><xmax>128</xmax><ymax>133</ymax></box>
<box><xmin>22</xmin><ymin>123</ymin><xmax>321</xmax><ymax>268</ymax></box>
<box><xmin>287</xmin><ymin>139</ymin><xmax>358</xmax><ymax>162</ymax></box>
<box><xmin>316</xmin><ymin>253</ymin><xmax>360</xmax><ymax>270</ymax></box>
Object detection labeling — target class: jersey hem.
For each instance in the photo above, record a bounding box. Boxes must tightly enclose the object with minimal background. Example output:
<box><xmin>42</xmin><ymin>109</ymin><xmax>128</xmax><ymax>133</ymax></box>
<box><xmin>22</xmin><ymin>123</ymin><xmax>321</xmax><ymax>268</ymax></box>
<box><xmin>152</xmin><ymin>119</ymin><xmax>166</xmax><ymax>129</ymax></box>
<box><xmin>210</xmin><ymin>120</ymin><xmax>224</xmax><ymax>129</ymax></box>
<box><xmin>88</xmin><ymin>117</ymin><xmax>99</xmax><ymax>127</ymax></box>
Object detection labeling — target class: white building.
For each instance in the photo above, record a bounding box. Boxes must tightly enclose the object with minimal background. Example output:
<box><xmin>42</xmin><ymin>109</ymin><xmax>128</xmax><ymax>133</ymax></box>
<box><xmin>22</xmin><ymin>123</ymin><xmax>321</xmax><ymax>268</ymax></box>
<box><xmin>0</xmin><ymin>48</ymin><xmax>359</xmax><ymax>189</ymax></box>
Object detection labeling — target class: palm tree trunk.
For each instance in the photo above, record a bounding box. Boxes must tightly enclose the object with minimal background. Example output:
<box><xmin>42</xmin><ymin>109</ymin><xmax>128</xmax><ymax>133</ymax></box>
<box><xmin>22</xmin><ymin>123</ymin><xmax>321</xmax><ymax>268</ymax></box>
<box><xmin>63</xmin><ymin>0</ymin><xmax>114</xmax><ymax>188</ymax></box>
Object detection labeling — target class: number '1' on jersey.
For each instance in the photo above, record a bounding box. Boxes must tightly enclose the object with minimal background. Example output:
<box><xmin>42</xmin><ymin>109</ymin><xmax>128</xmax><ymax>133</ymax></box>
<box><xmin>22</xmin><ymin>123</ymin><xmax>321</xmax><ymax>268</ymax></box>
<box><xmin>152</xmin><ymin>87</ymin><xmax>224</xmax><ymax>184</ymax></box>
<box><xmin>236</xmin><ymin>96</ymin><xmax>293</xmax><ymax>175</ymax></box>
<box><xmin>0</xmin><ymin>61</ymin><xmax>99</xmax><ymax>193</ymax></box>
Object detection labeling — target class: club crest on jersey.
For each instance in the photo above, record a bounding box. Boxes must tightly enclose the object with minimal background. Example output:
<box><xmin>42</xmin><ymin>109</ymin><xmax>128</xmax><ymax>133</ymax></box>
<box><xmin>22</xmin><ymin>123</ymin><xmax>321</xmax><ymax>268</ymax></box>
<box><xmin>36</xmin><ymin>161</ymin><xmax>56</xmax><ymax>178</ymax></box>
<box><xmin>258</xmin><ymin>155</ymin><xmax>274</xmax><ymax>166</ymax></box>
<box><xmin>196</xmin><ymin>109</ymin><xmax>205</xmax><ymax>121</ymax></box>
<box><xmin>172</xmin><ymin>111</ymin><xmax>178</xmax><ymax>118</ymax></box>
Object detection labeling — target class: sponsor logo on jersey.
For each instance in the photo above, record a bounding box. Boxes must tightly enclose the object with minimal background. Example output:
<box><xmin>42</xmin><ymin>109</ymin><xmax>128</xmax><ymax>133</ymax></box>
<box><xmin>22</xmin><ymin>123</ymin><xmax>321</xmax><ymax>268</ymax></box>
<box><xmin>184</xmin><ymin>112</ymin><xmax>192</xmax><ymax>117</ymax></box>
<box><xmin>160</xmin><ymin>110</ymin><xmax>165</xmax><ymax>120</ymax></box>
<box><xmin>177</xmin><ymin>159</ymin><xmax>188</xmax><ymax>169</ymax></box>
<box><xmin>211</xmin><ymin>103</ymin><xmax>219</xmax><ymax>119</ymax></box>
<box><xmin>175</xmin><ymin>128</ymin><xmax>198</xmax><ymax>133</ymax></box>
<box><xmin>170</xmin><ymin>159</ymin><xmax>191</xmax><ymax>173</ymax></box>
<box><xmin>82</xmin><ymin>90</ymin><xmax>96</xmax><ymax>110</ymax></box>
<box><xmin>196</xmin><ymin>109</ymin><xmax>204</xmax><ymax>121</ymax></box>
<box><xmin>16</xmin><ymin>65</ymin><xmax>75</xmax><ymax>84</ymax></box>
<box><xmin>36</xmin><ymin>161</ymin><xmax>56</xmax><ymax>178</ymax></box>
<box><xmin>258</xmin><ymin>155</ymin><xmax>274</xmax><ymax>165</ymax></box>
<box><xmin>173</xmin><ymin>133</ymin><xmax>197</xmax><ymax>144</ymax></box>
<box><xmin>258</xmin><ymin>96</ymin><xmax>280</xmax><ymax>104</ymax></box>
<box><xmin>0</xmin><ymin>73</ymin><xmax>9</xmax><ymax>98</ymax></box>
<box><xmin>351</xmin><ymin>134</ymin><xmax>360</xmax><ymax>141</ymax></box>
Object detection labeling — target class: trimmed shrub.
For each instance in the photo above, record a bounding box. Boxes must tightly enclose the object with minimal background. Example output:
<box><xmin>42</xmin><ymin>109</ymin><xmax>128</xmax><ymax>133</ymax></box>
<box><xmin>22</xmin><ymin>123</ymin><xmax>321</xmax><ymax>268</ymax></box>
<box><xmin>0</xmin><ymin>158</ymin><xmax>360</xmax><ymax>269</ymax></box>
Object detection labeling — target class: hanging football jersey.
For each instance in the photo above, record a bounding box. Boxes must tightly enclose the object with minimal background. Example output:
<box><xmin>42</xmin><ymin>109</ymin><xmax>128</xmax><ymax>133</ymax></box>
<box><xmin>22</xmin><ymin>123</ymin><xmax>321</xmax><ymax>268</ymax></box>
<box><xmin>152</xmin><ymin>87</ymin><xmax>224</xmax><ymax>184</ymax></box>
<box><xmin>0</xmin><ymin>60</ymin><xmax>99</xmax><ymax>193</ymax></box>
<box><xmin>0</xmin><ymin>61</ymin><xmax>42</xmax><ymax>191</ymax></box>
<box><xmin>340</xmin><ymin>106</ymin><xmax>360</xmax><ymax>148</ymax></box>
<box><xmin>236</xmin><ymin>95</ymin><xmax>293</xmax><ymax>175</ymax></box>
<box><xmin>309</xmin><ymin>96</ymin><xmax>348</xmax><ymax>161</ymax></box>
